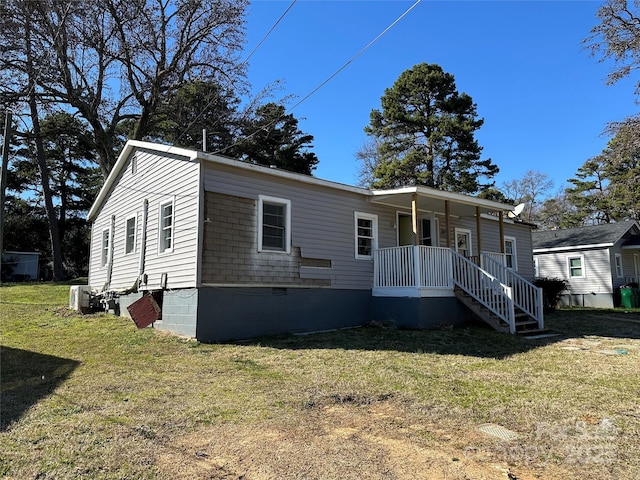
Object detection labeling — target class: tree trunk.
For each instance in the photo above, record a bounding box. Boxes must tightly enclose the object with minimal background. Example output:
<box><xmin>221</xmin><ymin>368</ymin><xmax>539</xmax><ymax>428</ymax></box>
<box><xmin>25</xmin><ymin>17</ymin><xmax>64</xmax><ymax>280</ymax></box>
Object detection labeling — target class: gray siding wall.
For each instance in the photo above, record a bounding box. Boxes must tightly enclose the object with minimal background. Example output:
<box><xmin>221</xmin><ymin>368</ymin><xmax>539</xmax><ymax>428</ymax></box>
<box><xmin>201</xmin><ymin>192</ymin><xmax>331</xmax><ymax>286</ymax></box>
<box><xmin>535</xmin><ymin>248</ymin><xmax>613</xmax><ymax>296</ymax></box>
<box><xmin>88</xmin><ymin>148</ymin><xmax>200</xmax><ymax>291</ymax></box>
<box><xmin>202</xmin><ymin>163</ymin><xmax>398</xmax><ymax>290</ymax></box>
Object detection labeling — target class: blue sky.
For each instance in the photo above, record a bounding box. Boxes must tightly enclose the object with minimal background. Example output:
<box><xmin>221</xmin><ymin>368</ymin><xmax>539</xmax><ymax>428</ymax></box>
<box><xmin>242</xmin><ymin>0</ymin><xmax>638</xmax><ymax>195</ymax></box>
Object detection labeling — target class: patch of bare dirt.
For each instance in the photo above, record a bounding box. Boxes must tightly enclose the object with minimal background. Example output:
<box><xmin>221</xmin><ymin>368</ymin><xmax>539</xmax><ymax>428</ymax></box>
<box><xmin>155</xmin><ymin>399</ymin><xmax>572</xmax><ymax>479</ymax></box>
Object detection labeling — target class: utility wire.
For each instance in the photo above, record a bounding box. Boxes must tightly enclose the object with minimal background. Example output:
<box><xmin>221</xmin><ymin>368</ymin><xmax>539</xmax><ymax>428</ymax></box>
<box><xmin>173</xmin><ymin>0</ymin><xmax>297</xmax><ymax>146</ymax></box>
<box><xmin>288</xmin><ymin>0</ymin><xmax>422</xmax><ymax>113</ymax></box>
<box><xmin>242</xmin><ymin>0</ymin><xmax>297</xmax><ymax>65</ymax></box>
<box><xmin>211</xmin><ymin>0</ymin><xmax>423</xmax><ymax>156</ymax></box>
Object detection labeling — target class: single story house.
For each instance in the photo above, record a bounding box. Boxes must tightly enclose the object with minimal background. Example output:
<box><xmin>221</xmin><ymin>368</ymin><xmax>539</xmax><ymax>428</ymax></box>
<box><xmin>532</xmin><ymin>221</ymin><xmax>640</xmax><ymax>308</ymax></box>
<box><xmin>85</xmin><ymin>140</ymin><xmax>543</xmax><ymax>341</ymax></box>
<box><xmin>1</xmin><ymin>251</ymin><xmax>40</xmax><ymax>281</ymax></box>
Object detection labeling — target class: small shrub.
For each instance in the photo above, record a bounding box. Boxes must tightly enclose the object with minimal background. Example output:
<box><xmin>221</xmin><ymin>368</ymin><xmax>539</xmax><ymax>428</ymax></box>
<box><xmin>534</xmin><ymin>277</ymin><xmax>568</xmax><ymax>313</ymax></box>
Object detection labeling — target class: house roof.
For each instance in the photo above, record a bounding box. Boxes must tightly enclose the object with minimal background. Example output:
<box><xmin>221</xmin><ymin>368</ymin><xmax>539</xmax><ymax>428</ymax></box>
<box><xmin>532</xmin><ymin>221</ymin><xmax>640</xmax><ymax>252</ymax></box>
<box><xmin>88</xmin><ymin>140</ymin><xmax>517</xmax><ymax>221</ymax></box>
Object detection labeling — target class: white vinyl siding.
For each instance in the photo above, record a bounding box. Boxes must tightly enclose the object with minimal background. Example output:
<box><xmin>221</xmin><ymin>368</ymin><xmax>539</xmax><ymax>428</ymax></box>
<box><xmin>125</xmin><ymin>215</ymin><xmax>137</xmax><ymax>255</ymax></box>
<box><xmin>568</xmin><ymin>255</ymin><xmax>585</xmax><ymax>278</ymax></box>
<box><xmin>88</xmin><ymin>148</ymin><xmax>200</xmax><ymax>291</ymax></box>
<box><xmin>258</xmin><ymin>195</ymin><xmax>291</xmax><ymax>254</ymax></box>
<box><xmin>355</xmin><ymin>212</ymin><xmax>378</xmax><ymax>260</ymax></box>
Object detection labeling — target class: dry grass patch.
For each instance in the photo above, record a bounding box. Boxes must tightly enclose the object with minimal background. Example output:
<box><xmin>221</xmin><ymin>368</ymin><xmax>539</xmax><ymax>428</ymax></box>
<box><xmin>1</xmin><ymin>285</ymin><xmax>639</xmax><ymax>479</ymax></box>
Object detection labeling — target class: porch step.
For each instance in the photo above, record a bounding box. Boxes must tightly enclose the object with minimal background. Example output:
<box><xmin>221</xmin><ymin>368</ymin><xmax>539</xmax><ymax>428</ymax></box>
<box><xmin>454</xmin><ymin>287</ymin><xmax>510</xmax><ymax>333</ymax></box>
<box><xmin>454</xmin><ymin>287</ymin><xmax>542</xmax><ymax>335</ymax></box>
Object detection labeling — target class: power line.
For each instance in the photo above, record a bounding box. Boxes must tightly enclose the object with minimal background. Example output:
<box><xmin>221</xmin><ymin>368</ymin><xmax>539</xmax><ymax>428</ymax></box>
<box><xmin>242</xmin><ymin>0</ymin><xmax>297</xmax><ymax>65</ymax></box>
<box><xmin>211</xmin><ymin>0</ymin><xmax>423</xmax><ymax>156</ymax></box>
<box><xmin>173</xmin><ymin>0</ymin><xmax>298</xmax><ymax>147</ymax></box>
<box><xmin>288</xmin><ymin>0</ymin><xmax>422</xmax><ymax>114</ymax></box>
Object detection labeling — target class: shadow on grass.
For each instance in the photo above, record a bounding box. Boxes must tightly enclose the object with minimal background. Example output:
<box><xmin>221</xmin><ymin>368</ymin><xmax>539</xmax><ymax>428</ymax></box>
<box><xmin>0</xmin><ymin>346</ymin><xmax>80</xmax><ymax>432</ymax></box>
<box><xmin>240</xmin><ymin>310</ymin><xmax>640</xmax><ymax>359</ymax></box>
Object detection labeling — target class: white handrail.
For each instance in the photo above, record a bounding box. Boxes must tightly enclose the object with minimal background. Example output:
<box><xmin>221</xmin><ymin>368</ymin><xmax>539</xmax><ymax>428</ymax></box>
<box><xmin>451</xmin><ymin>250</ymin><xmax>516</xmax><ymax>333</ymax></box>
<box><xmin>481</xmin><ymin>252</ymin><xmax>544</xmax><ymax>330</ymax></box>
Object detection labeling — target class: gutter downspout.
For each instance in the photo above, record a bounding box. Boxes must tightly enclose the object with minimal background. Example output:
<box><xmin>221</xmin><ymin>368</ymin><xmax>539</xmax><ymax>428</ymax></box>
<box><xmin>106</xmin><ymin>215</ymin><xmax>115</xmax><ymax>289</ymax></box>
<box><xmin>138</xmin><ymin>199</ymin><xmax>149</xmax><ymax>285</ymax></box>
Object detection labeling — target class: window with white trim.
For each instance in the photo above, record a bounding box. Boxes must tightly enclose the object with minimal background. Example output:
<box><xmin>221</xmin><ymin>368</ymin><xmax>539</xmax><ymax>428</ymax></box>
<box><xmin>258</xmin><ymin>195</ymin><xmax>291</xmax><ymax>253</ymax></box>
<box><xmin>125</xmin><ymin>215</ymin><xmax>136</xmax><ymax>255</ymax></box>
<box><xmin>355</xmin><ymin>212</ymin><xmax>378</xmax><ymax>259</ymax></box>
<box><xmin>504</xmin><ymin>236</ymin><xmax>517</xmax><ymax>270</ymax></box>
<box><xmin>615</xmin><ymin>253</ymin><xmax>624</xmax><ymax>278</ymax></box>
<box><xmin>568</xmin><ymin>255</ymin><xmax>585</xmax><ymax>278</ymax></box>
<box><xmin>101</xmin><ymin>228</ymin><xmax>110</xmax><ymax>267</ymax></box>
<box><xmin>159</xmin><ymin>200</ymin><xmax>174</xmax><ymax>253</ymax></box>
<box><xmin>534</xmin><ymin>257</ymin><xmax>540</xmax><ymax>278</ymax></box>
<box><xmin>455</xmin><ymin>228</ymin><xmax>472</xmax><ymax>258</ymax></box>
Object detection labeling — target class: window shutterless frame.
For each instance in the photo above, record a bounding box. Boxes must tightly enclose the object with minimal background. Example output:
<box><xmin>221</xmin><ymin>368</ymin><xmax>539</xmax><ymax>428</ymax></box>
<box><xmin>504</xmin><ymin>236</ymin><xmax>517</xmax><ymax>270</ymax></box>
<box><xmin>101</xmin><ymin>228</ymin><xmax>110</xmax><ymax>267</ymax></box>
<box><xmin>124</xmin><ymin>215</ymin><xmax>137</xmax><ymax>255</ymax></box>
<box><xmin>258</xmin><ymin>195</ymin><xmax>291</xmax><ymax>254</ymax></box>
<box><xmin>354</xmin><ymin>212</ymin><xmax>378</xmax><ymax>259</ymax></box>
<box><xmin>158</xmin><ymin>198</ymin><xmax>175</xmax><ymax>254</ymax></box>
<box><xmin>567</xmin><ymin>255</ymin><xmax>585</xmax><ymax>278</ymax></box>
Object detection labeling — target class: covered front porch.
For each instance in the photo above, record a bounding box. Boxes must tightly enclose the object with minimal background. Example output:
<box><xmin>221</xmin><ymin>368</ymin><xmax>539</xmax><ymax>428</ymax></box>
<box><xmin>368</xmin><ymin>186</ymin><xmax>543</xmax><ymax>334</ymax></box>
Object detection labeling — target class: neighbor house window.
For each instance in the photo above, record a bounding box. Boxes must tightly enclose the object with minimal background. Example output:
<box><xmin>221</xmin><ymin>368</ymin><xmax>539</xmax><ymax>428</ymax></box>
<box><xmin>534</xmin><ymin>257</ymin><xmax>540</xmax><ymax>278</ymax></box>
<box><xmin>504</xmin><ymin>236</ymin><xmax>517</xmax><ymax>270</ymax></box>
<box><xmin>615</xmin><ymin>253</ymin><xmax>624</xmax><ymax>278</ymax></box>
<box><xmin>125</xmin><ymin>215</ymin><xmax>136</xmax><ymax>255</ymax></box>
<box><xmin>159</xmin><ymin>200</ymin><xmax>174</xmax><ymax>253</ymax></box>
<box><xmin>568</xmin><ymin>255</ymin><xmax>585</xmax><ymax>278</ymax></box>
<box><xmin>101</xmin><ymin>228</ymin><xmax>110</xmax><ymax>267</ymax></box>
<box><xmin>258</xmin><ymin>195</ymin><xmax>291</xmax><ymax>253</ymax></box>
<box><xmin>355</xmin><ymin>212</ymin><xmax>378</xmax><ymax>259</ymax></box>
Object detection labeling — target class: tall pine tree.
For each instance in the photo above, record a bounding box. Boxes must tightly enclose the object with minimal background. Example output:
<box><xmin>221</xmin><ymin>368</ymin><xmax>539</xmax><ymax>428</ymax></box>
<box><xmin>362</xmin><ymin>63</ymin><xmax>498</xmax><ymax>193</ymax></box>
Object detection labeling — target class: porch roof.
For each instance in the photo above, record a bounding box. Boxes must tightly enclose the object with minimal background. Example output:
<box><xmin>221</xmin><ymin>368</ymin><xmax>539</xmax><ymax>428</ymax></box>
<box><xmin>369</xmin><ymin>186</ymin><xmax>515</xmax><ymax>217</ymax></box>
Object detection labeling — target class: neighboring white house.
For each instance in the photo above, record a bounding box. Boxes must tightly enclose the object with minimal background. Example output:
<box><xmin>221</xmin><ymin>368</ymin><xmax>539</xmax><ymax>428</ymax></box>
<box><xmin>532</xmin><ymin>221</ymin><xmax>640</xmax><ymax>308</ymax></box>
<box><xmin>85</xmin><ymin>140</ymin><xmax>543</xmax><ymax>341</ymax></box>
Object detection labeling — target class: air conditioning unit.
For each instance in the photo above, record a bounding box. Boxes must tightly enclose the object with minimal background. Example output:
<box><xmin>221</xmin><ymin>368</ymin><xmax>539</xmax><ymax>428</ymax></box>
<box><xmin>69</xmin><ymin>285</ymin><xmax>92</xmax><ymax>312</ymax></box>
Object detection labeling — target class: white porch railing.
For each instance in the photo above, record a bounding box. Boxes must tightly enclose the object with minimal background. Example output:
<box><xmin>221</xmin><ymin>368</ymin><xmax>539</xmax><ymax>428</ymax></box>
<box><xmin>374</xmin><ymin>246</ymin><xmax>453</xmax><ymax>289</ymax></box>
<box><xmin>481</xmin><ymin>251</ymin><xmax>506</xmax><ymax>269</ymax></box>
<box><xmin>451</xmin><ymin>251</ymin><xmax>516</xmax><ymax>334</ymax></box>
<box><xmin>481</xmin><ymin>252</ymin><xmax>544</xmax><ymax>330</ymax></box>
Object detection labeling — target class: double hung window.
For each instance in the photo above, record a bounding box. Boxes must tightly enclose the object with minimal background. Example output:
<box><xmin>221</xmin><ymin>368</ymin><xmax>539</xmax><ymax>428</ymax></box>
<box><xmin>159</xmin><ymin>200</ymin><xmax>174</xmax><ymax>253</ymax></box>
<box><xmin>258</xmin><ymin>195</ymin><xmax>291</xmax><ymax>253</ymax></box>
<box><xmin>355</xmin><ymin>212</ymin><xmax>378</xmax><ymax>259</ymax></box>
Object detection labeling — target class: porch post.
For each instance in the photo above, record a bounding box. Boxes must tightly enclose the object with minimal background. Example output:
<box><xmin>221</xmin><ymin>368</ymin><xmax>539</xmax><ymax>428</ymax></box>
<box><xmin>411</xmin><ymin>192</ymin><xmax>419</xmax><ymax>246</ymax></box>
<box><xmin>444</xmin><ymin>200</ymin><xmax>451</xmax><ymax>248</ymax></box>
<box><xmin>475</xmin><ymin>206</ymin><xmax>482</xmax><ymax>257</ymax></box>
<box><xmin>499</xmin><ymin>211</ymin><xmax>505</xmax><ymax>253</ymax></box>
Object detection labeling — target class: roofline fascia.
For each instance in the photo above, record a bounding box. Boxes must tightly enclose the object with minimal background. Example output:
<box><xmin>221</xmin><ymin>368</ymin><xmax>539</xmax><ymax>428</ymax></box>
<box><xmin>533</xmin><ymin>242</ymin><xmax>614</xmax><ymax>253</ymax></box>
<box><xmin>370</xmin><ymin>186</ymin><xmax>515</xmax><ymax>212</ymax></box>
<box><xmin>87</xmin><ymin>141</ymin><xmax>200</xmax><ymax>221</ymax></box>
